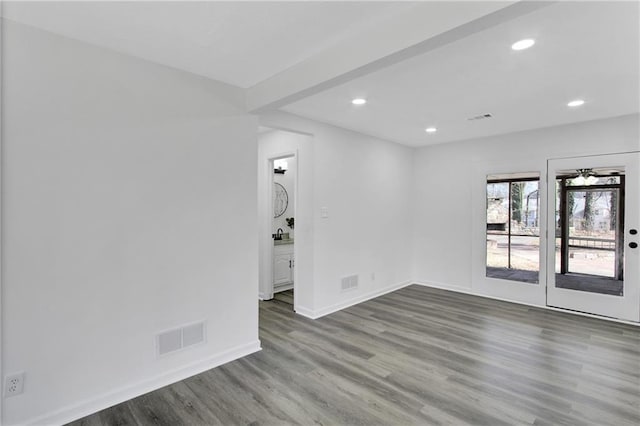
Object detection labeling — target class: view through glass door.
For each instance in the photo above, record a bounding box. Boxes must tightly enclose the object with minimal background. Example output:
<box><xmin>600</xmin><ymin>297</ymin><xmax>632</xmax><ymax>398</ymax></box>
<box><xmin>547</xmin><ymin>153</ymin><xmax>640</xmax><ymax>321</ymax></box>
<box><xmin>486</xmin><ymin>174</ymin><xmax>540</xmax><ymax>283</ymax></box>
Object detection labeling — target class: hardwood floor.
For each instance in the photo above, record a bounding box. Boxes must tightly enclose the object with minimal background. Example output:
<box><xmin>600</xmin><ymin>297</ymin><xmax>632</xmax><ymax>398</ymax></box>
<box><xmin>69</xmin><ymin>285</ymin><xmax>640</xmax><ymax>426</ymax></box>
<box><xmin>273</xmin><ymin>289</ymin><xmax>294</xmax><ymax>306</ymax></box>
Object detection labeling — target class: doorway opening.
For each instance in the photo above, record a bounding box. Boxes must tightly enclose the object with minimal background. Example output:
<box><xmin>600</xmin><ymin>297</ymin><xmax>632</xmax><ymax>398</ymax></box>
<box><xmin>555</xmin><ymin>168</ymin><xmax>625</xmax><ymax>295</ymax></box>
<box><xmin>271</xmin><ymin>155</ymin><xmax>296</xmax><ymax>310</ymax></box>
<box><xmin>258</xmin><ymin>127</ymin><xmax>312</xmax><ymax>316</ymax></box>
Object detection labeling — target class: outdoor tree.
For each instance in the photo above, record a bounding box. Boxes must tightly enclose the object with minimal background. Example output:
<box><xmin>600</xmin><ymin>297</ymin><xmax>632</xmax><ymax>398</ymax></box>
<box><xmin>609</xmin><ymin>192</ymin><xmax>617</xmax><ymax>231</ymax></box>
<box><xmin>511</xmin><ymin>182</ymin><xmax>524</xmax><ymax>224</ymax></box>
<box><xmin>567</xmin><ymin>190</ymin><xmax>575</xmax><ymax>227</ymax></box>
<box><xmin>583</xmin><ymin>192</ymin><xmax>595</xmax><ymax>231</ymax></box>
<box><xmin>583</xmin><ymin>191</ymin><xmax>603</xmax><ymax>232</ymax></box>
<box><xmin>607</xmin><ymin>178</ymin><xmax>618</xmax><ymax>231</ymax></box>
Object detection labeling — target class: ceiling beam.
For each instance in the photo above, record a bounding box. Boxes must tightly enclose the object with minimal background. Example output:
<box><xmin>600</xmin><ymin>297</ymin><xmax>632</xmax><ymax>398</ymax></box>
<box><xmin>246</xmin><ymin>1</ymin><xmax>555</xmax><ymax>113</ymax></box>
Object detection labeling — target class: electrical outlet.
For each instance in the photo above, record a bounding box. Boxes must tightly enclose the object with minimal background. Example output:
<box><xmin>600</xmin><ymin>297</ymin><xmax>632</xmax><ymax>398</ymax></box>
<box><xmin>5</xmin><ymin>372</ymin><xmax>25</xmax><ymax>397</ymax></box>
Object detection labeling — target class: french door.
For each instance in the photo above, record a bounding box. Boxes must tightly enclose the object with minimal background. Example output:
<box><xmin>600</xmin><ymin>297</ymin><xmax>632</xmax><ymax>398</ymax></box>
<box><xmin>546</xmin><ymin>153</ymin><xmax>639</xmax><ymax>322</ymax></box>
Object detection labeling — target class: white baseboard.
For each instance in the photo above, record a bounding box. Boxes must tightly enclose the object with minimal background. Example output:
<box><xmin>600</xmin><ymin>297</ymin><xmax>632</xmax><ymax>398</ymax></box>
<box><xmin>23</xmin><ymin>340</ymin><xmax>262</xmax><ymax>426</ymax></box>
<box><xmin>298</xmin><ymin>280</ymin><xmax>412</xmax><ymax>320</ymax></box>
<box><xmin>412</xmin><ymin>281</ymin><xmax>640</xmax><ymax>327</ymax></box>
<box><xmin>410</xmin><ymin>280</ymin><xmax>472</xmax><ymax>294</ymax></box>
<box><xmin>258</xmin><ymin>291</ymin><xmax>271</xmax><ymax>300</ymax></box>
<box><xmin>293</xmin><ymin>304</ymin><xmax>315</xmax><ymax>318</ymax></box>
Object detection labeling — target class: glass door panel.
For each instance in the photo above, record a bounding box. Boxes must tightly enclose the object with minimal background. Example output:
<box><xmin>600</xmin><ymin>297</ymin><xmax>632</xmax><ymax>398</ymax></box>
<box><xmin>559</xmin><ymin>188</ymin><xmax>622</xmax><ymax>295</ymax></box>
<box><xmin>547</xmin><ymin>153</ymin><xmax>639</xmax><ymax>322</ymax></box>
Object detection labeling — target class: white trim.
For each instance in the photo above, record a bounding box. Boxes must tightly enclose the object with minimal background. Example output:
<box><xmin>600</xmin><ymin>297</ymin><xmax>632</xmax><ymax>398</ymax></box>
<box><xmin>259</xmin><ymin>150</ymin><xmax>298</xmax><ymax>305</ymax></box>
<box><xmin>23</xmin><ymin>341</ymin><xmax>261</xmax><ymax>426</ymax></box>
<box><xmin>258</xmin><ymin>130</ymin><xmax>315</xmax><ymax>316</ymax></box>
<box><xmin>470</xmin><ymin>158</ymin><xmax>547</xmax><ymax>306</ymax></box>
<box><xmin>0</xmin><ymin>8</ymin><xmax>4</xmax><ymax>426</ymax></box>
<box><xmin>297</xmin><ymin>280</ymin><xmax>412</xmax><ymax>320</ymax></box>
<box><xmin>293</xmin><ymin>305</ymin><xmax>316</xmax><ymax>319</ymax></box>
<box><xmin>546</xmin><ymin>153</ymin><xmax>640</xmax><ymax>322</ymax></box>
<box><xmin>412</xmin><ymin>280</ymin><xmax>640</xmax><ymax>327</ymax></box>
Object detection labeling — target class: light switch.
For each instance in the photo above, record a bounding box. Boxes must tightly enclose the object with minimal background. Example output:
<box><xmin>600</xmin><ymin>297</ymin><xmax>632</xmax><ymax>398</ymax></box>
<box><xmin>320</xmin><ymin>207</ymin><xmax>329</xmax><ymax>218</ymax></box>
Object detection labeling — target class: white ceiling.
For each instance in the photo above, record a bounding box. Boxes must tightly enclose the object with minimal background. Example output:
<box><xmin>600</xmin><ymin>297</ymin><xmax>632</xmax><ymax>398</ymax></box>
<box><xmin>2</xmin><ymin>1</ymin><xmax>411</xmax><ymax>88</ymax></box>
<box><xmin>4</xmin><ymin>1</ymin><xmax>638</xmax><ymax>147</ymax></box>
<box><xmin>283</xmin><ymin>1</ymin><xmax>640</xmax><ymax>146</ymax></box>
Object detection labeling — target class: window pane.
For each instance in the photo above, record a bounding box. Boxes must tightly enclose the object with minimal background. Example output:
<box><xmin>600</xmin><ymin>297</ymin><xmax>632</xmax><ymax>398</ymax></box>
<box><xmin>486</xmin><ymin>176</ymin><xmax>540</xmax><ymax>283</ymax></box>
<box><xmin>566</xmin><ymin>175</ymin><xmax>620</xmax><ymax>186</ymax></box>
<box><xmin>486</xmin><ymin>182</ymin><xmax>509</xmax><ymax>269</ymax></box>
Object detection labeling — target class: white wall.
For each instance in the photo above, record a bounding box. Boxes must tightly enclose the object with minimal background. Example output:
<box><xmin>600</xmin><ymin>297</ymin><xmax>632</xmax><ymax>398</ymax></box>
<box><xmin>412</xmin><ymin>114</ymin><xmax>640</xmax><ymax>305</ymax></box>
<box><xmin>260</xmin><ymin>112</ymin><xmax>414</xmax><ymax>318</ymax></box>
<box><xmin>2</xmin><ymin>21</ymin><xmax>259</xmax><ymax>425</ymax></box>
<box><xmin>4</xmin><ymin>15</ymin><xmax>639</xmax><ymax>426</ymax></box>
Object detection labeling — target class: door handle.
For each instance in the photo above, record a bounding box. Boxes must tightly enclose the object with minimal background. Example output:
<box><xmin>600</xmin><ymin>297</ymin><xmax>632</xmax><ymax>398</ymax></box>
<box><xmin>630</xmin><ymin>242</ymin><xmax>638</xmax><ymax>249</ymax></box>
<box><xmin>289</xmin><ymin>260</ymin><xmax>291</xmax><ymax>268</ymax></box>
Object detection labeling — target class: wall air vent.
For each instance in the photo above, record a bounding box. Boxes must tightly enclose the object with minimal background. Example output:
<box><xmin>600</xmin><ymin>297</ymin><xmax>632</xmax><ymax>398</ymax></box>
<box><xmin>467</xmin><ymin>113</ymin><xmax>493</xmax><ymax>121</ymax></box>
<box><xmin>341</xmin><ymin>275</ymin><xmax>359</xmax><ymax>291</ymax></box>
<box><xmin>157</xmin><ymin>321</ymin><xmax>206</xmax><ymax>356</ymax></box>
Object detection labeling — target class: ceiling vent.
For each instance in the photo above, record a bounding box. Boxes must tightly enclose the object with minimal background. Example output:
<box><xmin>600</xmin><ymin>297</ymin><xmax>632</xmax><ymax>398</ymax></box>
<box><xmin>467</xmin><ymin>113</ymin><xmax>493</xmax><ymax>121</ymax></box>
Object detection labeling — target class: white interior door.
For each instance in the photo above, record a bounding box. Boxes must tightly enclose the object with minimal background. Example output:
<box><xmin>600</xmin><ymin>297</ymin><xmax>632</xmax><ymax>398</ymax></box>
<box><xmin>546</xmin><ymin>152</ymin><xmax>640</xmax><ymax>322</ymax></box>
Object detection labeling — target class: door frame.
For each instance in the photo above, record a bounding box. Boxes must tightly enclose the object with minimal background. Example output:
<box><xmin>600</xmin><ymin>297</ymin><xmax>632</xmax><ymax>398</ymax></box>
<box><xmin>471</xmin><ymin>157</ymin><xmax>547</xmax><ymax>307</ymax></box>
<box><xmin>545</xmin><ymin>152</ymin><xmax>640</xmax><ymax>322</ymax></box>
<box><xmin>0</xmin><ymin>10</ymin><xmax>4</xmax><ymax>425</ymax></box>
<box><xmin>257</xmin><ymin>127</ymin><xmax>314</xmax><ymax>317</ymax></box>
<box><xmin>260</xmin><ymin>151</ymin><xmax>298</xmax><ymax>303</ymax></box>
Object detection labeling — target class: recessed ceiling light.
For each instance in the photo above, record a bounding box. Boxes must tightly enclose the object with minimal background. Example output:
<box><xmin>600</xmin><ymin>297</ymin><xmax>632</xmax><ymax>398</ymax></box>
<box><xmin>567</xmin><ymin>99</ymin><xmax>585</xmax><ymax>107</ymax></box>
<box><xmin>351</xmin><ymin>98</ymin><xmax>367</xmax><ymax>105</ymax></box>
<box><xmin>511</xmin><ymin>39</ymin><xmax>535</xmax><ymax>51</ymax></box>
<box><xmin>425</xmin><ymin>127</ymin><xmax>437</xmax><ymax>133</ymax></box>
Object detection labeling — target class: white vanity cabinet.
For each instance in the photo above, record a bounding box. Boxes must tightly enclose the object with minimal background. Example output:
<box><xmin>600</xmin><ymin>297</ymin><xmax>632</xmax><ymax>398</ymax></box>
<box><xmin>273</xmin><ymin>243</ymin><xmax>294</xmax><ymax>290</ymax></box>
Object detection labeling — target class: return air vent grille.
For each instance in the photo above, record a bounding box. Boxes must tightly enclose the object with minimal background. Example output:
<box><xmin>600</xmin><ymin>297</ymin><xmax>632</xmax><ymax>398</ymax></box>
<box><xmin>467</xmin><ymin>113</ymin><xmax>493</xmax><ymax>121</ymax></box>
<box><xmin>341</xmin><ymin>274</ymin><xmax>359</xmax><ymax>291</ymax></box>
<box><xmin>157</xmin><ymin>321</ymin><xmax>206</xmax><ymax>356</ymax></box>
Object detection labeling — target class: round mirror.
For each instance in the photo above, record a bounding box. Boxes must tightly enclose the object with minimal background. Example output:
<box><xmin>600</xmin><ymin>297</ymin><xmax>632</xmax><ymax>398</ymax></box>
<box><xmin>273</xmin><ymin>182</ymin><xmax>288</xmax><ymax>218</ymax></box>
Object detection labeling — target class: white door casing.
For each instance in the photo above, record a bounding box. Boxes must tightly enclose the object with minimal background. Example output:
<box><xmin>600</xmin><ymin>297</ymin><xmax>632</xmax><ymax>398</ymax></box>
<box><xmin>546</xmin><ymin>152</ymin><xmax>640</xmax><ymax>322</ymax></box>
